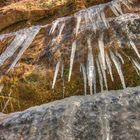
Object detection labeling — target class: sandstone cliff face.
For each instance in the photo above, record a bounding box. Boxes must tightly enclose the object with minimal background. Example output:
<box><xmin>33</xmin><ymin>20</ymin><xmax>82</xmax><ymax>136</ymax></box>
<box><xmin>1</xmin><ymin>0</ymin><xmax>139</xmax><ymax>32</ymax></box>
<box><xmin>0</xmin><ymin>86</ymin><xmax>140</xmax><ymax>140</ymax></box>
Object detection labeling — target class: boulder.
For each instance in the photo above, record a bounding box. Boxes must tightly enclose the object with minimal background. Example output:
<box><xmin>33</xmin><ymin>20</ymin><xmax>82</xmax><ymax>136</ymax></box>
<box><xmin>0</xmin><ymin>86</ymin><xmax>140</xmax><ymax>140</ymax></box>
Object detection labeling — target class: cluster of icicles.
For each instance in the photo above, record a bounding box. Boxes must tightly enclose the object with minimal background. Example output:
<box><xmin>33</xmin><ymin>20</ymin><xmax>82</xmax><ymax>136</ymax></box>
<box><xmin>0</xmin><ymin>0</ymin><xmax>140</xmax><ymax>95</ymax></box>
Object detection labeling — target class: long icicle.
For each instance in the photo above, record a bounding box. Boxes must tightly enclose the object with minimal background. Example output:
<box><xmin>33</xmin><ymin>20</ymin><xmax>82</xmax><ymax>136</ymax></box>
<box><xmin>58</xmin><ymin>23</ymin><xmax>65</xmax><ymax>38</ymax></box>
<box><xmin>105</xmin><ymin>52</ymin><xmax>114</xmax><ymax>81</ymax></box>
<box><xmin>0</xmin><ymin>33</ymin><xmax>26</xmax><ymax>66</ymax></box>
<box><xmin>132</xmin><ymin>59</ymin><xmax>140</xmax><ymax>71</ymax></box>
<box><xmin>7</xmin><ymin>26</ymin><xmax>41</xmax><ymax>72</ymax></box>
<box><xmin>98</xmin><ymin>32</ymin><xmax>106</xmax><ymax>70</ymax></box>
<box><xmin>129</xmin><ymin>40</ymin><xmax>140</xmax><ymax>59</ymax></box>
<box><xmin>96</xmin><ymin>59</ymin><xmax>104</xmax><ymax>92</ymax></box>
<box><xmin>115</xmin><ymin>50</ymin><xmax>124</xmax><ymax>64</ymax></box>
<box><xmin>87</xmin><ymin>38</ymin><xmax>96</xmax><ymax>94</ymax></box>
<box><xmin>81</xmin><ymin>64</ymin><xmax>87</xmax><ymax>96</ymax></box>
<box><xmin>87</xmin><ymin>10</ymin><xmax>97</xmax><ymax>33</ymax></box>
<box><xmin>98</xmin><ymin>53</ymin><xmax>108</xmax><ymax>90</ymax></box>
<box><xmin>109</xmin><ymin>2</ymin><xmax>120</xmax><ymax>16</ymax></box>
<box><xmin>68</xmin><ymin>41</ymin><xmax>77</xmax><ymax>81</ymax></box>
<box><xmin>132</xmin><ymin>62</ymin><xmax>140</xmax><ymax>75</ymax></box>
<box><xmin>61</xmin><ymin>63</ymin><xmax>65</xmax><ymax>98</ymax></box>
<box><xmin>75</xmin><ymin>15</ymin><xmax>82</xmax><ymax>36</ymax></box>
<box><xmin>100</xmin><ymin>10</ymin><xmax>109</xmax><ymax>28</ymax></box>
<box><xmin>121</xmin><ymin>0</ymin><xmax>131</xmax><ymax>10</ymax></box>
<box><xmin>52</xmin><ymin>59</ymin><xmax>61</xmax><ymax>89</ymax></box>
<box><xmin>110</xmin><ymin>50</ymin><xmax>126</xmax><ymax>88</ymax></box>
<box><xmin>113</xmin><ymin>2</ymin><xmax>123</xmax><ymax>15</ymax></box>
<box><xmin>49</xmin><ymin>20</ymin><xmax>60</xmax><ymax>35</ymax></box>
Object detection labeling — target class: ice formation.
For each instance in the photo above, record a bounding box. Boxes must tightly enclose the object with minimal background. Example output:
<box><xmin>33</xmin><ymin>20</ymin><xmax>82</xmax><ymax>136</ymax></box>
<box><xmin>0</xmin><ymin>0</ymin><xmax>140</xmax><ymax>95</ymax></box>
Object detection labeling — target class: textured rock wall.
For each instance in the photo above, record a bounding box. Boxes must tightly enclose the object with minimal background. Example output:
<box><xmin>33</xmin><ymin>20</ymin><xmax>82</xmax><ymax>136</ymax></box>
<box><xmin>0</xmin><ymin>0</ymin><xmax>140</xmax><ymax>113</ymax></box>
<box><xmin>0</xmin><ymin>0</ymin><xmax>139</xmax><ymax>32</ymax></box>
<box><xmin>0</xmin><ymin>86</ymin><xmax>140</xmax><ymax>140</ymax></box>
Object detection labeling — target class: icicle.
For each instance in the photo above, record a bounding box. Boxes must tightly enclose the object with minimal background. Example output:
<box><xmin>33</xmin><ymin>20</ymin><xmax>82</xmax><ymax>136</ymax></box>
<box><xmin>75</xmin><ymin>15</ymin><xmax>82</xmax><ymax>36</ymax></box>
<box><xmin>100</xmin><ymin>10</ymin><xmax>109</xmax><ymax>28</ymax></box>
<box><xmin>110</xmin><ymin>50</ymin><xmax>126</xmax><ymax>88</ymax></box>
<box><xmin>61</xmin><ymin>63</ymin><xmax>64</xmax><ymax>78</ymax></box>
<box><xmin>109</xmin><ymin>3</ymin><xmax>120</xmax><ymax>16</ymax></box>
<box><xmin>98</xmin><ymin>53</ymin><xmax>108</xmax><ymax>90</ymax></box>
<box><xmin>96</xmin><ymin>11</ymin><xmax>102</xmax><ymax>28</ymax></box>
<box><xmin>87</xmin><ymin>11</ymin><xmax>97</xmax><ymax>33</ymax></box>
<box><xmin>87</xmin><ymin>38</ymin><xmax>96</xmax><ymax>94</ymax></box>
<box><xmin>105</xmin><ymin>52</ymin><xmax>114</xmax><ymax>81</ymax></box>
<box><xmin>49</xmin><ymin>20</ymin><xmax>60</xmax><ymax>35</ymax></box>
<box><xmin>121</xmin><ymin>0</ymin><xmax>133</xmax><ymax>5</ymax></box>
<box><xmin>52</xmin><ymin>59</ymin><xmax>61</xmax><ymax>89</ymax></box>
<box><xmin>129</xmin><ymin>40</ymin><xmax>140</xmax><ymax>59</ymax></box>
<box><xmin>80</xmin><ymin>64</ymin><xmax>82</xmax><ymax>73</ymax></box>
<box><xmin>132</xmin><ymin>62</ymin><xmax>140</xmax><ymax>75</ymax></box>
<box><xmin>81</xmin><ymin>64</ymin><xmax>87</xmax><ymax>96</ymax></box>
<box><xmin>115</xmin><ymin>51</ymin><xmax>124</xmax><ymax>64</ymax></box>
<box><xmin>68</xmin><ymin>41</ymin><xmax>77</xmax><ymax>81</ymax></box>
<box><xmin>96</xmin><ymin>59</ymin><xmax>104</xmax><ymax>92</ymax></box>
<box><xmin>84</xmin><ymin>13</ymin><xmax>88</xmax><ymax>27</ymax></box>
<box><xmin>60</xmin><ymin>63</ymin><xmax>65</xmax><ymax>98</ymax></box>
<box><xmin>113</xmin><ymin>2</ymin><xmax>123</xmax><ymax>15</ymax></box>
<box><xmin>0</xmin><ymin>34</ymin><xmax>26</xmax><ymax>66</ymax></box>
<box><xmin>7</xmin><ymin>26</ymin><xmax>41</xmax><ymax>72</ymax></box>
<box><xmin>58</xmin><ymin>23</ymin><xmax>65</xmax><ymax>38</ymax></box>
<box><xmin>98</xmin><ymin>32</ymin><xmax>106</xmax><ymax>70</ymax></box>
<box><xmin>132</xmin><ymin>59</ymin><xmax>140</xmax><ymax>71</ymax></box>
<box><xmin>121</xmin><ymin>0</ymin><xmax>131</xmax><ymax>10</ymax></box>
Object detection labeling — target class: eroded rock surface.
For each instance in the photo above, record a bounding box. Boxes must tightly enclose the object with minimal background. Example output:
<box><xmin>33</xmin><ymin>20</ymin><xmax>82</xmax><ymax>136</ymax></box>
<box><xmin>0</xmin><ymin>0</ymin><xmax>140</xmax><ymax>114</ymax></box>
<box><xmin>0</xmin><ymin>86</ymin><xmax>140</xmax><ymax>140</ymax></box>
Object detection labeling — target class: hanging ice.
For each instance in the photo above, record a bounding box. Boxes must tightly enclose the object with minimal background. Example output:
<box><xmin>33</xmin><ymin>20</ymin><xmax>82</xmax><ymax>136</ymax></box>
<box><xmin>0</xmin><ymin>0</ymin><xmax>139</xmax><ymax>96</ymax></box>
<box><xmin>115</xmin><ymin>51</ymin><xmax>124</xmax><ymax>64</ymax></box>
<box><xmin>121</xmin><ymin>0</ymin><xmax>131</xmax><ymax>9</ymax></box>
<box><xmin>7</xmin><ymin>26</ymin><xmax>41</xmax><ymax>72</ymax></box>
<box><xmin>129</xmin><ymin>40</ymin><xmax>140</xmax><ymax>59</ymax></box>
<box><xmin>105</xmin><ymin>52</ymin><xmax>114</xmax><ymax>81</ymax></box>
<box><xmin>61</xmin><ymin>63</ymin><xmax>64</xmax><ymax>78</ymax></box>
<box><xmin>98</xmin><ymin>53</ymin><xmax>108</xmax><ymax>90</ymax></box>
<box><xmin>98</xmin><ymin>32</ymin><xmax>106</xmax><ymax>70</ymax></box>
<box><xmin>75</xmin><ymin>15</ymin><xmax>82</xmax><ymax>36</ymax></box>
<box><xmin>87</xmin><ymin>38</ymin><xmax>96</xmax><ymax>95</ymax></box>
<box><xmin>87</xmin><ymin>10</ymin><xmax>97</xmax><ymax>33</ymax></box>
<box><xmin>96</xmin><ymin>59</ymin><xmax>104</xmax><ymax>91</ymax></box>
<box><xmin>61</xmin><ymin>63</ymin><xmax>65</xmax><ymax>98</ymax></box>
<box><xmin>113</xmin><ymin>2</ymin><xmax>123</xmax><ymax>15</ymax></box>
<box><xmin>110</xmin><ymin>2</ymin><xmax>120</xmax><ymax>16</ymax></box>
<box><xmin>80</xmin><ymin>64</ymin><xmax>87</xmax><ymax>95</ymax></box>
<box><xmin>132</xmin><ymin>62</ymin><xmax>140</xmax><ymax>75</ymax></box>
<box><xmin>58</xmin><ymin>23</ymin><xmax>65</xmax><ymax>38</ymax></box>
<box><xmin>132</xmin><ymin>59</ymin><xmax>140</xmax><ymax>71</ymax></box>
<box><xmin>100</xmin><ymin>10</ymin><xmax>109</xmax><ymax>28</ymax></box>
<box><xmin>0</xmin><ymin>33</ymin><xmax>26</xmax><ymax>66</ymax></box>
<box><xmin>68</xmin><ymin>41</ymin><xmax>77</xmax><ymax>81</ymax></box>
<box><xmin>49</xmin><ymin>20</ymin><xmax>60</xmax><ymax>35</ymax></box>
<box><xmin>110</xmin><ymin>50</ymin><xmax>126</xmax><ymax>88</ymax></box>
<box><xmin>52</xmin><ymin>59</ymin><xmax>61</xmax><ymax>89</ymax></box>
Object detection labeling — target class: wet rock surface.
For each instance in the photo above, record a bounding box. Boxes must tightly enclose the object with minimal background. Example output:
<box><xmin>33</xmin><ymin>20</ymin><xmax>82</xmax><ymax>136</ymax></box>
<box><xmin>0</xmin><ymin>86</ymin><xmax>140</xmax><ymax>140</ymax></box>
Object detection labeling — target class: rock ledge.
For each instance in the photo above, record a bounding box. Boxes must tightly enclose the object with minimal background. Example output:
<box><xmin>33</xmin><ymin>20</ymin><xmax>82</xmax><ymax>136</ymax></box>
<box><xmin>0</xmin><ymin>86</ymin><xmax>140</xmax><ymax>140</ymax></box>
